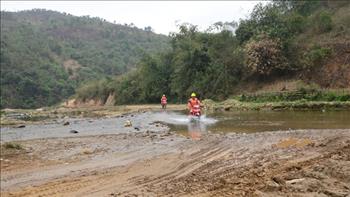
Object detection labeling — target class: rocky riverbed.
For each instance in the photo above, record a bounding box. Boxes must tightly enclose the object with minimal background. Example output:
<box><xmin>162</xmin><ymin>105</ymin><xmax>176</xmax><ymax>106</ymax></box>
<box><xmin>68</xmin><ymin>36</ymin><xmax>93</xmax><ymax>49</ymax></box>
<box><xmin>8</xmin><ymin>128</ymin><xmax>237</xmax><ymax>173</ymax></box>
<box><xmin>1</xmin><ymin>109</ymin><xmax>349</xmax><ymax>196</ymax></box>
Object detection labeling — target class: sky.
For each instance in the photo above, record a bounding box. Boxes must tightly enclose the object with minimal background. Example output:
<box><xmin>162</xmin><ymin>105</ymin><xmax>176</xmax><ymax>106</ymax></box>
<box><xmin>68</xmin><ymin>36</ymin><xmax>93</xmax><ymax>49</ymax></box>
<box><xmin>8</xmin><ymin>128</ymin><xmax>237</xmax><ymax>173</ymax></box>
<box><xmin>1</xmin><ymin>1</ymin><xmax>267</xmax><ymax>35</ymax></box>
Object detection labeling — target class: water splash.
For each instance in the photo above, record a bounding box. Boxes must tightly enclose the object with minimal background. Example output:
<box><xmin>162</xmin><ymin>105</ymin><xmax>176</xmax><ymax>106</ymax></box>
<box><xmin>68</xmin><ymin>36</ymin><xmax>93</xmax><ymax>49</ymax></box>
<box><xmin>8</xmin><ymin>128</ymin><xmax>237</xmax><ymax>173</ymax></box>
<box><xmin>151</xmin><ymin>111</ymin><xmax>217</xmax><ymax>125</ymax></box>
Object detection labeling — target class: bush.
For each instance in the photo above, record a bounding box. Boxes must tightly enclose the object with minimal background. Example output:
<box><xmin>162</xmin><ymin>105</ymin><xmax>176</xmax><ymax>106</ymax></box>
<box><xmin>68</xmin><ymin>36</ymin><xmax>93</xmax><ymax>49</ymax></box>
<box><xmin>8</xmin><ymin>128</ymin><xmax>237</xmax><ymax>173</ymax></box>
<box><xmin>245</xmin><ymin>35</ymin><xmax>288</xmax><ymax>76</ymax></box>
<box><xmin>316</xmin><ymin>11</ymin><xmax>333</xmax><ymax>33</ymax></box>
<box><xmin>306</xmin><ymin>45</ymin><xmax>332</xmax><ymax>67</ymax></box>
<box><xmin>287</xmin><ymin>13</ymin><xmax>307</xmax><ymax>33</ymax></box>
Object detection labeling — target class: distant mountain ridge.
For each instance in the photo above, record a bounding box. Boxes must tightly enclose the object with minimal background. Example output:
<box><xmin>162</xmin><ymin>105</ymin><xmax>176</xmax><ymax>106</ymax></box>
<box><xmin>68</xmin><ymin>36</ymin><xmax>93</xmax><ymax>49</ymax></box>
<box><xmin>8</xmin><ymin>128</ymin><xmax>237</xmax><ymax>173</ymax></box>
<box><xmin>0</xmin><ymin>9</ymin><xmax>170</xmax><ymax>108</ymax></box>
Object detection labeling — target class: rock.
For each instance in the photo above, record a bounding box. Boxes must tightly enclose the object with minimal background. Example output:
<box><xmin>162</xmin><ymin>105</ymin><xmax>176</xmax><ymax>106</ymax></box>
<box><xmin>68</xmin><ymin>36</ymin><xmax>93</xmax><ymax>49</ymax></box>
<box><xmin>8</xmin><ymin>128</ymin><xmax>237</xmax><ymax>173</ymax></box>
<box><xmin>163</xmin><ymin>132</ymin><xmax>171</xmax><ymax>136</ymax></box>
<box><xmin>82</xmin><ymin>149</ymin><xmax>94</xmax><ymax>154</ymax></box>
<box><xmin>70</xmin><ymin>130</ymin><xmax>79</xmax><ymax>134</ymax></box>
<box><xmin>124</xmin><ymin>120</ymin><xmax>132</xmax><ymax>127</ymax></box>
<box><xmin>63</xmin><ymin>121</ymin><xmax>70</xmax><ymax>126</ymax></box>
<box><xmin>272</xmin><ymin>176</ymin><xmax>285</xmax><ymax>185</ymax></box>
<box><xmin>265</xmin><ymin>180</ymin><xmax>282</xmax><ymax>192</ymax></box>
<box><xmin>323</xmin><ymin>189</ymin><xmax>348</xmax><ymax>197</ymax></box>
<box><xmin>285</xmin><ymin>178</ymin><xmax>305</xmax><ymax>185</ymax></box>
<box><xmin>150</xmin><ymin>134</ymin><xmax>157</xmax><ymax>139</ymax></box>
<box><xmin>17</xmin><ymin>125</ymin><xmax>26</xmax><ymax>128</ymax></box>
<box><xmin>224</xmin><ymin>106</ymin><xmax>232</xmax><ymax>111</ymax></box>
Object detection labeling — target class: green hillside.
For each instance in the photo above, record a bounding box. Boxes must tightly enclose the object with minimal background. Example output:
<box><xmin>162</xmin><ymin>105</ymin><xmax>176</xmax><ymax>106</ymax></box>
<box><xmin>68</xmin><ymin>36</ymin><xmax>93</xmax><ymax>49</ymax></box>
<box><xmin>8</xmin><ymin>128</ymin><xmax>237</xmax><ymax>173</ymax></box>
<box><xmin>75</xmin><ymin>1</ymin><xmax>350</xmax><ymax>105</ymax></box>
<box><xmin>0</xmin><ymin>9</ymin><xmax>170</xmax><ymax>108</ymax></box>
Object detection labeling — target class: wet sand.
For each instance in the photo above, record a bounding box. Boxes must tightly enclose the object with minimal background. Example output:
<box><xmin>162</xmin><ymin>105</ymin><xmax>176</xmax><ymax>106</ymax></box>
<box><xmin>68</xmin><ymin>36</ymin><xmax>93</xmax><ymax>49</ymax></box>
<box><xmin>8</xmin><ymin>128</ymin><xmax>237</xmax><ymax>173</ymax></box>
<box><xmin>1</xmin><ymin>111</ymin><xmax>349</xmax><ymax>196</ymax></box>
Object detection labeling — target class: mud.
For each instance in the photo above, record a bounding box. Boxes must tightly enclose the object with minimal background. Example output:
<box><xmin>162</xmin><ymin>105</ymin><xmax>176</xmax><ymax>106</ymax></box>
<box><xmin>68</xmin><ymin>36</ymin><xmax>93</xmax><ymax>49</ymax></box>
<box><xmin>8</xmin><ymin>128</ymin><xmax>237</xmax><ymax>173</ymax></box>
<box><xmin>1</xmin><ymin>110</ymin><xmax>349</xmax><ymax>197</ymax></box>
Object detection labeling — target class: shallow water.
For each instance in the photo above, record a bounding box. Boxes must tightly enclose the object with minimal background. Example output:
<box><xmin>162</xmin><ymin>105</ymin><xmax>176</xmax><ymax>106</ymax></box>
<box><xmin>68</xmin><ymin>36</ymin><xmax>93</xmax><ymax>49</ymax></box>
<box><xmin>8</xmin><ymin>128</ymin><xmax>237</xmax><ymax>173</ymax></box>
<box><xmin>1</xmin><ymin>110</ymin><xmax>349</xmax><ymax>142</ymax></box>
<box><xmin>167</xmin><ymin>110</ymin><xmax>350</xmax><ymax>135</ymax></box>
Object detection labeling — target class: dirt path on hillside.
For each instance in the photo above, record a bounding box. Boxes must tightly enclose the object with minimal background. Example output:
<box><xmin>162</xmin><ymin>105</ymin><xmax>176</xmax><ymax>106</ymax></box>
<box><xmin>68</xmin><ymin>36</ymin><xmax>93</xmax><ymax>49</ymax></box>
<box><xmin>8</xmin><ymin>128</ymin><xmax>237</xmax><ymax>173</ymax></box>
<box><xmin>1</xmin><ymin>128</ymin><xmax>349</xmax><ymax>197</ymax></box>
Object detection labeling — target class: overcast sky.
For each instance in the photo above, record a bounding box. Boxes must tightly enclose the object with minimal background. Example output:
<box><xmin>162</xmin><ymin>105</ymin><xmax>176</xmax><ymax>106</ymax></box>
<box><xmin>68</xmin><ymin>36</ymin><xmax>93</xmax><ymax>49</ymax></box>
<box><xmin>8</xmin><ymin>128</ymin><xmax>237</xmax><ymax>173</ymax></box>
<box><xmin>1</xmin><ymin>1</ymin><xmax>268</xmax><ymax>35</ymax></box>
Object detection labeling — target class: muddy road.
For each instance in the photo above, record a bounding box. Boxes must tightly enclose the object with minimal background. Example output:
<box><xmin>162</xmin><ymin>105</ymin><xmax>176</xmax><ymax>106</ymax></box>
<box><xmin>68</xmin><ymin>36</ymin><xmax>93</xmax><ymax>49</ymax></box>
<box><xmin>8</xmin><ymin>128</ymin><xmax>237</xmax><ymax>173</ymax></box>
<box><xmin>1</xmin><ymin>110</ymin><xmax>349</xmax><ymax>196</ymax></box>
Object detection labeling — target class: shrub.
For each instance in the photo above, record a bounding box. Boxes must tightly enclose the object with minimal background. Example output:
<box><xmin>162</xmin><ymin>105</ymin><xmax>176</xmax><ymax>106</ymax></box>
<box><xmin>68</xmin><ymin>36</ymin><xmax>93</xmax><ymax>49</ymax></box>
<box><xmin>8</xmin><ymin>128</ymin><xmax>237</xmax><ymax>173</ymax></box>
<box><xmin>315</xmin><ymin>11</ymin><xmax>333</xmax><ymax>33</ymax></box>
<box><xmin>245</xmin><ymin>35</ymin><xmax>288</xmax><ymax>76</ymax></box>
<box><xmin>306</xmin><ymin>45</ymin><xmax>332</xmax><ymax>67</ymax></box>
<box><xmin>287</xmin><ymin>13</ymin><xmax>307</xmax><ymax>33</ymax></box>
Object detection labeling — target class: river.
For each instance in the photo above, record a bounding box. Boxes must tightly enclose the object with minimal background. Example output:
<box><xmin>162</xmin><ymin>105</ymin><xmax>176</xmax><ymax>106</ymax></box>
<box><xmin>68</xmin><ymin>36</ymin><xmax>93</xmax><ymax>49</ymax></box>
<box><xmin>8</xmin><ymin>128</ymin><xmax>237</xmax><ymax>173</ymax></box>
<box><xmin>1</xmin><ymin>110</ymin><xmax>349</xmax><ymax>142</ymax></box>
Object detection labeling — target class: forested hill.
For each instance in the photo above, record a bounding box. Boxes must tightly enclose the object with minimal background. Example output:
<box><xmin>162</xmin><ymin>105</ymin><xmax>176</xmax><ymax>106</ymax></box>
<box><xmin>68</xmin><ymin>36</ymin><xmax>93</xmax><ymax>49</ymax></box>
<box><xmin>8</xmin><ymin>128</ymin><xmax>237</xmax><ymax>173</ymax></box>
<box><xmin>0</xmin><ymin>9</ymin><xmax>170</xmax><ymax>108</ymax></box>
<box><xmin>75</xmin><ymin>1</ymin><xmax>350</xmax><ymax>105</ymax></box>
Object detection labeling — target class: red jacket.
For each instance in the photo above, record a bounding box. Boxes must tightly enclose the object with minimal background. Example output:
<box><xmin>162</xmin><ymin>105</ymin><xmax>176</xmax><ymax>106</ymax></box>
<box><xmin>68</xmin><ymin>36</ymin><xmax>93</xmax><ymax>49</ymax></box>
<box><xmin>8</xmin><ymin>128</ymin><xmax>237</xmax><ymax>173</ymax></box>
<box><xmin>161</xmin><ymin>96</ymin><xmax>167</xmax><ymax>104</ymax></box>
<box><xmin>188</xmin><ymin>98</ymin><xmax>201</xmax><ymax>113</ymax></box>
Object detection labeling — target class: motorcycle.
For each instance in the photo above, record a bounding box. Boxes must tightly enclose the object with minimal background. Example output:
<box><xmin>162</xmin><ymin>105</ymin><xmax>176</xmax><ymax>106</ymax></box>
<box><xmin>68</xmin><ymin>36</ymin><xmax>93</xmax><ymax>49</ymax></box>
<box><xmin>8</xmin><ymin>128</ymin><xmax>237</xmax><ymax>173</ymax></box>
<box><xmin>189</xmin><ymin>104</ymin><xmax>201</xmax><ymax>121</ymax></box>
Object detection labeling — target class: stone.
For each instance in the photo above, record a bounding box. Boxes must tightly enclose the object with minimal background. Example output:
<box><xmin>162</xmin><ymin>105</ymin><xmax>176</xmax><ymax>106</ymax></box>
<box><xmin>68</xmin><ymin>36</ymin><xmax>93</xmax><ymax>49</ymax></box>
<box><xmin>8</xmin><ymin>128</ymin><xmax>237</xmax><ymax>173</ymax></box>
<box><xmin>70</xmin><ymin>130</ymin><xmax>79</xmax><ymax>134</ymax></box>
<box><xmin>272</xmin><ymin>176</ymin><xmax>285</xmax><ymax>185</ymax></box>
<box><xmin>124</xmin><ymin>120</ymin><xmax>132</xmax><ymax>127</ymax></box>
<box><xmin>265</xmin><ymin>180</ymin><xmax>282</xmax><ymax>192</ymax></box>
<box><xmin>286</xmin><ymin>178</ymin><xmax>305</xmax><ymax>185</ymax></box>
<box><xmin>17</xmin><ymin>125</ymin><xmax>26</xmax><ymax>128</ymax></box>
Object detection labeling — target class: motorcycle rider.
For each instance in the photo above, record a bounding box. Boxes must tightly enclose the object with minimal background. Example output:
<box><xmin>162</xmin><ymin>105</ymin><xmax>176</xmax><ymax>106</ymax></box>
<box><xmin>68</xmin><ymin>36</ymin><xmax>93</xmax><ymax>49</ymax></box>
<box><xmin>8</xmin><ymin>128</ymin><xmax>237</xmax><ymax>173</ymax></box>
<box><xmin>188</xmin><ymin>92</ymin><xmax>201</xmax><ymax>116</ymax></box>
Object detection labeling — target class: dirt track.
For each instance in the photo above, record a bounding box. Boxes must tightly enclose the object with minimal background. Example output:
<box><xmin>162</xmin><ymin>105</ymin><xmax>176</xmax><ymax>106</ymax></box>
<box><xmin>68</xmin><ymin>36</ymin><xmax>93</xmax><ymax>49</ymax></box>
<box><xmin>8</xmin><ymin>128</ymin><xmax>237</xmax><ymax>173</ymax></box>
<box><xmin>1</xmin><ymin>123</ymin><xmax>349</xmax><ymax>197</ymax></box>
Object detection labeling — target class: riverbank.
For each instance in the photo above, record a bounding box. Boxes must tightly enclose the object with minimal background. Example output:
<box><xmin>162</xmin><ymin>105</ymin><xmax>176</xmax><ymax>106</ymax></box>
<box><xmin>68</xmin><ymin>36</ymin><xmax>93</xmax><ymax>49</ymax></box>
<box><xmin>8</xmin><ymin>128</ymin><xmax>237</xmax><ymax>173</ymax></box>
<box><xmin>203</xmin><ymin>88</ymin><xmax>350</xmax><ymax>111</ymax></box>
<box><xmin>203</xmin><ymin>99</ymin><xmax>350</xmax><ymax>111</ymax></box>
<box><xmin>1</xmin><ymin>126</ymin><xmax>349</xmax><ymax>196</ymax></box>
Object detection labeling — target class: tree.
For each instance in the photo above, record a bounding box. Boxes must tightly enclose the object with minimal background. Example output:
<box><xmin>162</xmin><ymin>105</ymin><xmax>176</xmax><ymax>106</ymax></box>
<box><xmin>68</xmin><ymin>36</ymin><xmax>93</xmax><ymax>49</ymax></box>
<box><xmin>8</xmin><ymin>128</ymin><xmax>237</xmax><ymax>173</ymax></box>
<box><xmin>144</xmin><ymin>26</ymin><xmax>154</xmax><ymax>32</ymax></box>
<box><xmin>245</xmin><ymin>35</ymin><xmax>287</xmax><ymax>76</ymax></box>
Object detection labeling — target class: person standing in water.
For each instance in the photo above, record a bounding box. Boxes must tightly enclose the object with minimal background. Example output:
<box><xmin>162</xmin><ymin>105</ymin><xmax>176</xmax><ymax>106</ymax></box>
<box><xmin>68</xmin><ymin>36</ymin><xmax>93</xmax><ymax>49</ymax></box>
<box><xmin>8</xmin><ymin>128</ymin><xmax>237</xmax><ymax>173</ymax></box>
<box><xmin>161</xmin><ymin>94</ymin><xmax>167</xmax><ymax>109</ymax></box>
